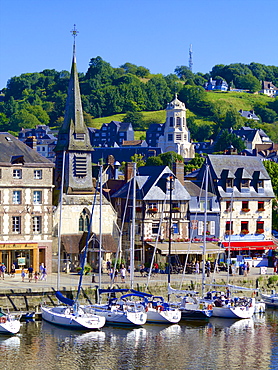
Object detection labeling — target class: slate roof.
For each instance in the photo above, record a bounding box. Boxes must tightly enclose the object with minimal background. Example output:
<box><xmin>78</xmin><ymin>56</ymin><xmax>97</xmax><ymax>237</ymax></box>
<box><xmin>0</xmin><ymin>133</ymin><xmax>54</xmax><ymax>166</ymax></box>
<box><xmin>238</xmin><ymin>110</ymin><xmax>259</xmax><ymax>120</ymax></box>
<box><xmin>205</xmin><ymin>154</ymin><xmax>274</xmax><ymax>199</ymax></box>
<box><xmin>112</xmin><ymin>165</ymin><xmax>191</xmax><ymax>201</ymax></box>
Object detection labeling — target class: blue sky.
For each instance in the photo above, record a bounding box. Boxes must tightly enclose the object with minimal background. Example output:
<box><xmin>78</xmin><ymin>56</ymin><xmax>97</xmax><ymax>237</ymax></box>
<box><xmin>0</xmin><ymin>0</ymin><xmax>277</xmax><ymax>90</ymax></box>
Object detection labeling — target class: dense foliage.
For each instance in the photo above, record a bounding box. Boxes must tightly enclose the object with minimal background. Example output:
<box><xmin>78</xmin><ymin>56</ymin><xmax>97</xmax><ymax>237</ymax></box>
<box><xmin>1</xmin><ymin>58</ymin><xmax>278</xmax><ymax>142</ymax></box>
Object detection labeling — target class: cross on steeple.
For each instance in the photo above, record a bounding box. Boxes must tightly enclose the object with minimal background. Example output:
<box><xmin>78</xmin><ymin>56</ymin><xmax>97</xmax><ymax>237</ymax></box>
<box><xmin>71</xmin><ymin>24</ymin><xmax>79</xmax><ymax>55</ymax></box>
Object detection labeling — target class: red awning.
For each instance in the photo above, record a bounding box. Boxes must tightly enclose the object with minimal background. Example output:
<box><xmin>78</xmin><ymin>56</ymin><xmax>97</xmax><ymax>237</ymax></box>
<box><xmin>222</xmin><ymin>240</ymin><xmax>277</xmax><ymax>251</ymax></box>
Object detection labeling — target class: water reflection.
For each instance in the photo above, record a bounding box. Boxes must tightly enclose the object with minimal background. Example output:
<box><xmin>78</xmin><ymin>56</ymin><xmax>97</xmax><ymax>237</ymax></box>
<box><xmin>1</xmin><ymin>314</ymin><xmax>278</xmax><ymax>369</ymax></box>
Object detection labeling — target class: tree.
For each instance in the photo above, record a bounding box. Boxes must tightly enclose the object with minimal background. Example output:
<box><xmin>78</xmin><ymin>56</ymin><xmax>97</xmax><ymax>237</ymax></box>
<box><xmin>130</xmin><ymin>154</ymin><xmax>145</xmax><ymax>168</ymax></box>
<box><xmin>234</xmin><ymin>74</ymin><xmax>261</xmax><ymax>93</ymax></box>
<box><xmin>213</xmin><ymin>130</ymin><xmax>246</xmax><ymax>153</ymax></box>
<box><xmin>146</xmin><ymin>156</ymin><xmax>163</xmax><ymax>166</ymax></box>
<box><xmin>123</xmin><ymin>112</ymin><xmax>144</xmax><ymax>129</ymax></box>
<box><xmin>174</xmin><ymin>66</ymin><xmax>195</xmax><ymax>82</ymax></box>
<box><xmin>263</xmin><ymin>161</ymin><xmax>278</xmax><ymax>197</ymax></box>
<box><xmin>9</xmin><ymin>109</ymin><xmax>41</xmax><ymax>131</ymax></box>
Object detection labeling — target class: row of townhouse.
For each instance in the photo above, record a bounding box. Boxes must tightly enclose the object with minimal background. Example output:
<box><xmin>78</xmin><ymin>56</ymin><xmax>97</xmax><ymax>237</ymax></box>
<box><xmin>107</xmin><ymin>154</ymin><xmax>276</xmax><ymax>268</ymax></box>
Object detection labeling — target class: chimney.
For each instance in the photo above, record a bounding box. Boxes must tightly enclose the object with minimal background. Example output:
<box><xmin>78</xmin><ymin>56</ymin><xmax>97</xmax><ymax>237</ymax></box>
<box><xmin>125</xmin><ymin>162</ymin><xmax>134</xmax><ymax>182</ymax></box>
<box><xmin>25</xmin><ymin>136</ymin><xmax>37</xmax><ymax>150</ymax></box>
<box><xmin>173</xmin><ymin>161</ymin><xmax>184</xmax><ymax>186</ymax></box>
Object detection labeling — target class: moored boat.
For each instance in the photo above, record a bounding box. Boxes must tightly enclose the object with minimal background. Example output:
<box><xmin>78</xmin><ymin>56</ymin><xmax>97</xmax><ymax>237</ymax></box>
<box><xmin>0</xmin><ymin>313</ymin><xmax>21</xmax><ymax>335</ymax></box>
<box><xmin>261</xmin><ymin>291</ymin><xmax>278</xmax><ymax>308</ymax></box>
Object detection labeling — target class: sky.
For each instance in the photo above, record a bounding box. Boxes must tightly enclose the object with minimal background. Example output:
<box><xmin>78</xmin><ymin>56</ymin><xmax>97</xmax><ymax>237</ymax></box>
<box><xmin>0</xmin><ymin>0</ymin><xmax>278</xmax><ymax>90</ymax></box>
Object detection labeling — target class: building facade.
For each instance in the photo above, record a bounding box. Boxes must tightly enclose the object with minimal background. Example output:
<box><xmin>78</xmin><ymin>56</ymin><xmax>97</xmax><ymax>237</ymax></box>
<box><xmin>0</xmin><ymin>133</ymin><xmax>54</xmax><ymax>273</ymax></box>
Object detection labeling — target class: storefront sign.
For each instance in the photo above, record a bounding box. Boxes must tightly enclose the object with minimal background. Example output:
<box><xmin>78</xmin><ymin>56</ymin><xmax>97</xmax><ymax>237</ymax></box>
<box><xmin>0</xmin><ymin>243</ymin><xmax>37</xmax><ymax>250</ymax></box>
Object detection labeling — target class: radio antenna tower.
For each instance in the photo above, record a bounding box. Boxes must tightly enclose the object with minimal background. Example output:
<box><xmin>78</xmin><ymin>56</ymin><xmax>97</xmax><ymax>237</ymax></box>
<box><xmin>189</xmin><ymin>44</ymin><xmax>193</xmax><ymax>72</ymax></box>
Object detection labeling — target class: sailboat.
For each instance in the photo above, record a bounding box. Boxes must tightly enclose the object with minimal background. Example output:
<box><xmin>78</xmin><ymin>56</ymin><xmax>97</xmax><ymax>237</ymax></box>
<box><xmin>84</xmin><ymin>288</ymin><xmax>147</xmax><ymax>327</ymax></box>
<box><xmin>41</xmin><ymin>154</ymin><xmax>106</xmax><ymax>329</ymax></box>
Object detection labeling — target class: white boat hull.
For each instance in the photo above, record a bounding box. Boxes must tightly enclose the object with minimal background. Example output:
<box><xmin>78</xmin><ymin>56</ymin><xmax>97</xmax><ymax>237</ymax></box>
<box><xmin>87</xmin><ymin>305</ymin><xmax>147</xmax><ymax>326</ymax></box>
<box><xmin>261</xmin><ymin>293</ymin><xmax>278</xmax><ymax>307</ymax></box>
<box><xmin>212</xmin><ymin>305</ymin><xmax>255</xmax><ymax>319</ymax></box>
<box><xmin>0</xmin><ymin>316</ymin><xmax>21</xmax><ymax>334</ymax></box>
<box><xmin>146</xmin><ymin>307</ymin><xmax>181</xmax><ymax>324</ymax></box>
<box><xmin>41</xmin><ymin>306</ymin><xmax>106</xmax><ymax>330</ymax></box>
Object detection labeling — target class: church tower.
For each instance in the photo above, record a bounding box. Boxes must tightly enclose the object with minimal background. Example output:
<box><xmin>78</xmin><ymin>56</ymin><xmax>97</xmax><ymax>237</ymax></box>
<box><xmin>158</xmin><ymin>95</ymin><xmax>195</xmax><ymax>158</ymax></box>
<box><xmin>54</xmin><ymin>26</ymin><xmax>93</xmax><ymax>194</ymax></box>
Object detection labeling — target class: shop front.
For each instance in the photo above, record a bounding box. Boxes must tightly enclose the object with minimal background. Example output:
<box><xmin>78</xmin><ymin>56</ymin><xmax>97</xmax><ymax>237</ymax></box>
<box><xmin>0</xmin><ymin>243</ymin><xmax>39</xmax><ymax>273</ymax></box>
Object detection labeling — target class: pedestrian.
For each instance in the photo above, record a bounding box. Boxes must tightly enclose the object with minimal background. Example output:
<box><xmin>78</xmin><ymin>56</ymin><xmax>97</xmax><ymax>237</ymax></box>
<box><xmin>34</xmin><ymin>271</ymin><xmax>38</xmax><ymax>283</ymax></box>
<box><xmin>28</xmin><ymin>265</ymin><xmax>34</xmax><ymax>282</ymax></box>
<box><xmin>195</xmin><ymin>261</ymin><xmax>199</xmax><ymax>274</ymax></box>
<box><xmin>41</xmin><ymin>266</ymin><xmax>47</xmax><ymax>281</ymax></box>
<box><xmin>120</xmin><ymin>264</ymin><xmax>126</xmax><ymax>283</ymax></box>
<box><xmin>0</xmin><ymin>263</ymin><xmax>6</xmax><ymax>280</ymax></box>
<box><xmin>206</xmin><ymin>260</ymin><xmax>211</xmax><ymax>277</ymax></box>
<box><xmin>247</xmin><ymin>262</ymin><xmax>250</xmax><ymax>275</ymax></box>
<box><xmin>10</xmin><ymin>264</ymin><xmax>16</xmax><ymax>278</ymax></box>
<box><xmin>39</xmin><ymin>263</ymin><xmax>44</xmax><ymax>278</ymax></box>
<box><xmin>243</xmin><ymin>262</ymin><xmax>247</xmax><ymax>277</ymax></box>
<box><xmin>110</xmin><ymin>267</ymin><xmax>114</xmax><ymax>282</ymax></box>
<box><xmin>106</xmin><ymin>260</ymin><xmax>111</xmax><ymax>274</ymax></box>
<box><xmin>21</xmin><ymin>268</ymin><xmax>26</xmax><ymax>282</ymax></box>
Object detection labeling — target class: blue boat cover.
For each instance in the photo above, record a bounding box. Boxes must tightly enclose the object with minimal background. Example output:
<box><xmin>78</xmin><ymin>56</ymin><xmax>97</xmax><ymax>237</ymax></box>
<box><xmin>55</xmin><ymin>291</ymin><xmax>74</xmax><ymax>306</ymax></box>
<box><xmin>99</xmin><ymin>288</ymin><xmax>129</xmax><ymax>295</ymax></box>
<box><xmin>130</xmin><ymin>289</ymin><xmax>153</xmax><ymax>298</ymax></box>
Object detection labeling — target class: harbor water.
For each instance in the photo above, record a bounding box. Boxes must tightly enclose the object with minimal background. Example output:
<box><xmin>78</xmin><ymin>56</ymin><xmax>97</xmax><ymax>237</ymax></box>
<box><xmin>2</xmin><ymin>310</ymin><xmax>278</xmax><ymax>370</ymax></box>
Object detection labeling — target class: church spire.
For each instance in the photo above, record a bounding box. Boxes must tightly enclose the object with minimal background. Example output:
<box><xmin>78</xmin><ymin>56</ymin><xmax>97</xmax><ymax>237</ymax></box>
<box><xmin>55</xmin><ymin>25</ymin><xmax>92</xmax><ymax>153</ymax></box>
<box><xmin>54</xmin><ymin>26</ymin><xmax>93</xmax><ymax>193</ymax></box>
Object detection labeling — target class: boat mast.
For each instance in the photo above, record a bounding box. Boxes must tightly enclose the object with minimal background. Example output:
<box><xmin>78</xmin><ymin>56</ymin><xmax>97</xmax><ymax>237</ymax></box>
<box><xmin>130</xmin><ymin>162</ymin><xmax>136</xmax><ymax>289</ymax></box>
<box><xmin>99</xmin><ymin>164</ymin><xmax>103</xmax><ymax>288</ymax></box>
<box><xmin>168</xmin><ymin>174</ymin><xmax>174</xmax><ymax>301</ymax></box>
<box><xmin>57</xmin><ymin>150</ymin><xmax>66</xmax><ymax>291</ymax></box>
<box><xmin>201</xmin><ymin>163</ymin><xmax>209</xmax><ymax>297</ymax></box>
<box><xmin>227</xmin><ymin>190</ymin><xmax>234</xmax><ymax>284</ymax></box>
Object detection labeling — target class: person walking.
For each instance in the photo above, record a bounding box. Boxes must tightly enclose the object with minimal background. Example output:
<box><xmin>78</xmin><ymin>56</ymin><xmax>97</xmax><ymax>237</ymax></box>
<box><xmin>21</xmin><ymin>268</ymin><xmax>26</xmax><ymax>282</ymax></box>
<box><xmin>28</xmin><ymin>265</ymin><xmax>34</xmax><ymax>282</ymax></box>
<box><xmin>120</xmin><ymin>264</ymin><xmax>126</xmax><ymax>283</ymax></box>
<box><xmin>41</xmin><ymin>266</ymin><xmax>47</xmax><ymax>281</ymax></box>
<box><xmin>195</xmin><ymin>261</ymin><xmax>200</xmax><ymax>274</ymax></box>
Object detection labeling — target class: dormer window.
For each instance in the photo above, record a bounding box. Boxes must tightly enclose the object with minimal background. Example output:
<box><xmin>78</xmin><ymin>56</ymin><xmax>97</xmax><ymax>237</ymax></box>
<box><xmin>241</xmin><ymin>179</ymin><xmax>249</xmax><ymax>188</ymax></box>
<box><xmin>226</xmin><ymin>179</ymin><xmax>233</xmax><ymax>188</ymax></box>
<box><xmin>258</xmin><ymin>180</ymin><xmax>264</xmax><ymax>188</ymax></box>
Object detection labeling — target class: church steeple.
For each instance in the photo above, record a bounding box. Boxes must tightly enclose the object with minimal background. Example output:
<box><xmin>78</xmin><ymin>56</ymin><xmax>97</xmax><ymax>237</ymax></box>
<box><xmin>55</xmin><ymin>26</ymin><xmax>93</xmax><ymax>193</ymax></box>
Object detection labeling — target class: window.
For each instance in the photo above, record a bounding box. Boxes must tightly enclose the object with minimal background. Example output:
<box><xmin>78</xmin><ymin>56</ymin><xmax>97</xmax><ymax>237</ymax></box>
<box><xmin>32</xmin><ymin>216</ymin><xmax>41</xmax><ymax>233</ymax></box>
<box><xmin>79</xmin><ymin>210</ymin><xmax>90</xmax><ymax>232</ymax></box>
<box><xmin>13</xmin><ymin>169</ymin><xmax>22</xmax><ymax>179</ymax></box>
<box><xmin>200</xmin><ymin>200</ymin><xmax>210</xmax><ymax>211</ymax></box>
<box><xmin>172</xmin><ymin>223</ymin><xmax>179</xmax><ymax>234</ymax></box>
<box><xmin>176</xmin><ymin>117</ymin><xmax>181</xmax><ymax>127</ymax></box>
<box><xmin>75</xmin><ymin>133</ymin><xmax>85</xmax><ymax>140</ymax></box>
<box><xmin>74</xmin><ymin>155</ymin><xmax>87</xmax><ymax>177</ymax></box>
<box><xmin>198</xmin><ymin>221</ymin><xmax>204</xmax><ymax>235</ymax></box>
<box><xmin>241</xmin><ymin>221</ymin><xmax>249</xmax><ymax>233</ymax></box>
<box><xmin>225</xmin><ymin>221</ymin><xmax>233</xmax><ymax>233</ymax></box>
<box><xmin>241</xmin><ymin>179</ymin><xmax>249</xmax><ymax>188</ymax></box>
<box><xmin>0</xmin><ymin>169</ymin><xmax>2</xmax><ymax>179</ymax></box>
<box><xmin>42</xmin><ymin>147</ymin><xmax>45</xmax><ymax>152</ymax></box>
<box><xmin>168</xmin><ymin>134</ymin><xmax>173</xmax><ymax>141</ymax></box>
<box><xmin>12</xmin><ymin>190</ymin><xmax>21</xmax><ymax>204</ymax></box>
<box><xmin>12</xmin><ymin>216</ymin><xmax>21</xmax><ymax>233</ymax></box>
<box><xmin>176</xmin><ymin>134</ymin><xmax>182</xmax><ymax>141</ymax></box>
<box><xmin>256</xmin><ymin>221</ymin><xmax>264</xmax><ymax>233</ymax></box>
<box><xmin>257</xmin><ymin>180</ymin><xmax>264</xmax><ymax>188</ymax></box>
<box><xmin>33</xmin><ymin>191</ymin><xmax>42</xmax><ymax>204</ymax></box>
<box><xmin>226</xmin><ymin>201</ymin><xmax>232</xmax><ymax>210</ymax></box>
<box><xmin>258</xmin><ymin>201</ymin><xmax>264</xmax><ymax>211</ymax></box>
<box><xmin>226</xmin><ymin>179</ymin><xmax>233</xmax><ymax>188</ymax></box>
<box><xmin>34</xmin><ymin>170</ymin><xmax>42</xmax><ymax>179</ymax></box>
<box><xmin>209</xmin><ymin>221</ymin><xmax>215</xmax><ymax>235</ymax></box>
<box><xmin>242</xmin><ymin>201</ymin><xmax>249</xmax><ymax>211</ymax></box>
<box><xmin>152</xmin><ymin>223</ymin><xmax>159</xmax><ymax>235</ymax></box>
<box><xmin>169</xmin><ymin>117</ymin><xmax>173</xmax><ymax>127</ymax></box>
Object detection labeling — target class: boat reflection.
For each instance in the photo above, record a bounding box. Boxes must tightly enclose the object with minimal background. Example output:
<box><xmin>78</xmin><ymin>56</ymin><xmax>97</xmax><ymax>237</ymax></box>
<box><xmin>41</xmin><ymin>320</ymin><xmax>106</xmax><ymax>343</ymax></box>
<box><xmin>0</xmin><ymin>335</ymin><xmax>20</xmax><ymax>349</ymax></box>
<box><xmin>209</xmin><ymin>317</ymin><xmax>254</xmax><ymax>333</ymax></box>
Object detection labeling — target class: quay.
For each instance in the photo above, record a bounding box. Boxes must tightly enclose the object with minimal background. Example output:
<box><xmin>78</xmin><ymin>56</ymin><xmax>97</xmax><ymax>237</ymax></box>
<box><xmin>0</xmin><ymin>266</ymin><xmax>275</xmax><ymax>315</ymax></box>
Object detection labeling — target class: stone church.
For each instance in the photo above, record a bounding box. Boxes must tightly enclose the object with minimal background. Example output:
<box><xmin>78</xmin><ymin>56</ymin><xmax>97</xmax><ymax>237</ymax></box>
<box><xmin>52</xmin><ymin>41</ymin><xmax>118</xmax><ymax>271</ymax></box>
